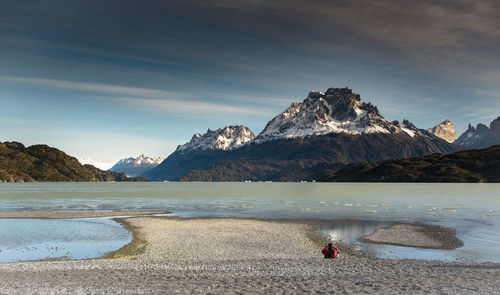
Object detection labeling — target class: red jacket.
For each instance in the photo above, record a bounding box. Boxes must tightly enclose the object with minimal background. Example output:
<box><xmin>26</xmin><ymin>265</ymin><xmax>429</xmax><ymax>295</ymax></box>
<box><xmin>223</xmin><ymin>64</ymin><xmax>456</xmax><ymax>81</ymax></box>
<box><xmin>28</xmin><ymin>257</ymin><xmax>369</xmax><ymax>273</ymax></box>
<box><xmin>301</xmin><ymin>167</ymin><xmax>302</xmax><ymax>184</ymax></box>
<box><xmin>322</xmin><ymin>245</ymin><xmax>339</xmax><ymax>258</ymax></box>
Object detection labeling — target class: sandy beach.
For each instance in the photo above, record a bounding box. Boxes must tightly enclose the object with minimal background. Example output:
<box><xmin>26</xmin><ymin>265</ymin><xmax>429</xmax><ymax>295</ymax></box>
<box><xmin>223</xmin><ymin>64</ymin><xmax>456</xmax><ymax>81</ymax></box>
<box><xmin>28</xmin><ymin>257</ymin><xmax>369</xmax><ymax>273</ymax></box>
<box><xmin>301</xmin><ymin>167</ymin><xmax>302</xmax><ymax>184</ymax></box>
<box><xmin>0</xmin><ymin>216</ymin><xmax>499</xmax><ymax>294</ymax></box>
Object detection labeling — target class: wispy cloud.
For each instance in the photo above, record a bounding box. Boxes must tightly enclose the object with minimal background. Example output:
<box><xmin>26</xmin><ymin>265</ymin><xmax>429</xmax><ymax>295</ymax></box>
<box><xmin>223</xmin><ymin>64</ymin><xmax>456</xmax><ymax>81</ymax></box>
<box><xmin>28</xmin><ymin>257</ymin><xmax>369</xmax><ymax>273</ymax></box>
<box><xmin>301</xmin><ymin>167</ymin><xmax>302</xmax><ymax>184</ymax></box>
<box><xmin>0</xmin><ymin>75</ymin><xmax>274</xmax><ymax>116</ymax></box>
<box><xmin>196</xmin><ymin>0</ymin><xmax>500</xmax><ymax>82</ymax></box>
<box><xmin>0</xmin><ymin>76</ymin><xmax>187</xmax><ymax>98</ymax></box>
<box><xmin>115</xmin><ymin>96</ymin><xmax>272</xmax><ymax>116</ymax></box>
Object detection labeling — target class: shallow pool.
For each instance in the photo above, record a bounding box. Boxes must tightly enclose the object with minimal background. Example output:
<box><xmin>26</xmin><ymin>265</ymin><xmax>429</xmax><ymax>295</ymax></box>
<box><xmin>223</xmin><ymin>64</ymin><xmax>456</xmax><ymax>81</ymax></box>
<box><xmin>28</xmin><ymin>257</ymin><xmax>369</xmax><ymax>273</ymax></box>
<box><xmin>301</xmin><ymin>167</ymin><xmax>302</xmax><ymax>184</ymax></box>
<box><xmin>0</xmin><ymin>218</ymin><xmax>131</xmax><ymax>263</ymax></box>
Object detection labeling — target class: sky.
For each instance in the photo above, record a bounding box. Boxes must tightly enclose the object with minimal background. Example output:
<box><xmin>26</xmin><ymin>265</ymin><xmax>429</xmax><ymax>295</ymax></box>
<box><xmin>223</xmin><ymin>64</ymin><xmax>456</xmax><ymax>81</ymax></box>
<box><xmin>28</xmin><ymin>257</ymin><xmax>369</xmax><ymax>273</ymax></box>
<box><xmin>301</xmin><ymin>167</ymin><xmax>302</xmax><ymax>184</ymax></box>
<box><xmin>1</xmin><ymin>0</ymin><xmax>499</xmax><ymax>164</ymax></box>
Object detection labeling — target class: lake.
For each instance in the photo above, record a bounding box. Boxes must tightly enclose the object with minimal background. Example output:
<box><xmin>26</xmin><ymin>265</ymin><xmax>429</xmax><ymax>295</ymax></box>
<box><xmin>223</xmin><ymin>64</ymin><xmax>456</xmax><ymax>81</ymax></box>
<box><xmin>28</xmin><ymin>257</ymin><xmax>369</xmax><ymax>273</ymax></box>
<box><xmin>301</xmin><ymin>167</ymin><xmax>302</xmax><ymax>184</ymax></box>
<box><xmin>0</xmin><ymin>182</ymin><xmax>498</xmax><ymax>262</ymax></box>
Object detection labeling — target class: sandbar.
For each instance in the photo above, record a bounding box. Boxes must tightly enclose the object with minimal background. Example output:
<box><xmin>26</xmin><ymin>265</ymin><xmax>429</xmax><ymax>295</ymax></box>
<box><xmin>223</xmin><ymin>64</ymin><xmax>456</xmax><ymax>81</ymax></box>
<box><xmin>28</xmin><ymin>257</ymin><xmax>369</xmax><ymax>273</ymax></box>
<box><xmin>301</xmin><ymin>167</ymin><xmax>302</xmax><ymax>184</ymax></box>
<box><xmin>359</xmin><ymin>223</ymin><xmax>464</xmax><ymax>250</ymax></box>
<box><xmin>0</xmin><ymin>216</ymin><xmax>498</xmax><ymax>294</ymax></box>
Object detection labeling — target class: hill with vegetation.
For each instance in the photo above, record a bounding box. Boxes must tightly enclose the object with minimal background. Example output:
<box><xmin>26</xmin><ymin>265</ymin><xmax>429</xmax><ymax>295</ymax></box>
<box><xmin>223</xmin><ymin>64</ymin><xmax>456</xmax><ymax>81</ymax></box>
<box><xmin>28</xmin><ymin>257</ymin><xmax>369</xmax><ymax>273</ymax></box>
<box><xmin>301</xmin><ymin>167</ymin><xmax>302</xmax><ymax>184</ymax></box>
<box><xmin>320</xmin><ymin>145</ymin><xmax>500</xmax><ymax>183</ymax></box>
<box><xmin>0</xmin><ymin>141</ymin><xmax>145</xmax><ymax>182</ymax></box>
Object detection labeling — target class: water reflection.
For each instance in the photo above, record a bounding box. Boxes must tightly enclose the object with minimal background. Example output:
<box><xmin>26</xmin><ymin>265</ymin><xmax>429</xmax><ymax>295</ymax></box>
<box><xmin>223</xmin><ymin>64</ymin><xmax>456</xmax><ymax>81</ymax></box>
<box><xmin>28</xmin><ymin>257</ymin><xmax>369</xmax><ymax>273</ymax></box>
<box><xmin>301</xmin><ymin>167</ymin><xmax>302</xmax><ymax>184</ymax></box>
<box><xmin>320</xmin><ymin>220</ymin><xmax>500</xmax><ymax>262</ymax></box>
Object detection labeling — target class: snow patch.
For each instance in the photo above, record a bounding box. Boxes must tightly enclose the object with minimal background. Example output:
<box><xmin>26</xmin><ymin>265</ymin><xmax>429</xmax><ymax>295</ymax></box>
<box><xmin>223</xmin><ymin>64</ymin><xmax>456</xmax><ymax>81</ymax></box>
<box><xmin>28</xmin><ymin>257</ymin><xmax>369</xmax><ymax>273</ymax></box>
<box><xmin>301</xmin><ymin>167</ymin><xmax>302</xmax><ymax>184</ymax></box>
<box><xmin>76</xmin><ymin>157</ymin><xmax>114</xmax><ymax>170</ymax></box>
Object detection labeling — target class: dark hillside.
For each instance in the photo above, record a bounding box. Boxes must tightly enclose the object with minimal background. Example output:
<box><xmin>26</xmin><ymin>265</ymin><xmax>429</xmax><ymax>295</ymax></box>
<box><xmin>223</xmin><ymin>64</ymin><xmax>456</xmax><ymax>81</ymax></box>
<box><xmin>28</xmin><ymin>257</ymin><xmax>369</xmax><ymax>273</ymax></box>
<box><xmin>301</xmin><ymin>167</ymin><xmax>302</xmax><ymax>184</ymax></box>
<box><xmin>320</xmin><ymin>145</ymin><xmax>500</xmax><ymax>183</ymax></box>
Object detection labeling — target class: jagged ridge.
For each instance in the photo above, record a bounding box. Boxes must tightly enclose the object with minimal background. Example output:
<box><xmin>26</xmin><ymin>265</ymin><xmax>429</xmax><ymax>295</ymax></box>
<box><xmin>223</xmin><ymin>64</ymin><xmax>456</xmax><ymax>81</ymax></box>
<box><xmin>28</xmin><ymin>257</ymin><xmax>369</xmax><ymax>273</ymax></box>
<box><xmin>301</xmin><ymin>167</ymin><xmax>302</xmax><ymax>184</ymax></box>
<box><xmin>176</xmin><ymin>125</ymin><xmax>255</xmax><ymax>153</ymax></box>
<box><xmin>454</xmin><ymin>117</ymin><xmax>500</xmax><ymax>149</ymax></box>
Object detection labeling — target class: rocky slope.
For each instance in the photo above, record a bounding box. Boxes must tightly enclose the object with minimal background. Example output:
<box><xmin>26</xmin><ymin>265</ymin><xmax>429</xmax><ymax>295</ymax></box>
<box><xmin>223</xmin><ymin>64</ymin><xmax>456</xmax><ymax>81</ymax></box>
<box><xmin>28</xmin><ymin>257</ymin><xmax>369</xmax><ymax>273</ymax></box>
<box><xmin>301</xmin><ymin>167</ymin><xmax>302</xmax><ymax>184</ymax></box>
<box><xmin>320</xmin><ymin>145</ymin><xmax>500</xmax><ymax>183</ymax></box>
<box><xmin>144</xmin><ymin>87</ymin><xmax>461</xmax><ymax>181</ymax></box>
<box><xmin>110</xmin><ymin>155</ymin><xmax>163</xmax><ymax>177</ymax></box>
<box><xmin>427</xmin><ymin>119</ymin><xmax>457</xmax><ymax>143</ymax></box>
<box><xmin>454</xmin><ymin>117</ymin><xmax>500</xmax><ymax>149</ymax></box>
<box><xmin>0</xmin><ymin>141</ymin><xmax>144</xmax><ymax>182</ymax></box>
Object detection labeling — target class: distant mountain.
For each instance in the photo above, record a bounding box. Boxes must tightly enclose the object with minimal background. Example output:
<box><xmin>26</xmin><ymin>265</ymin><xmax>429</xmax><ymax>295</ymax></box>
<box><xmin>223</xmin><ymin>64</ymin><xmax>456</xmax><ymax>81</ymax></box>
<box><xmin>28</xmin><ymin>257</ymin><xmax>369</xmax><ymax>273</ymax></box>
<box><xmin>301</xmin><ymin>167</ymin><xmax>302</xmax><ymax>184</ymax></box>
<box><xmin>454</xmin><ymin>117</ymin><xmax>500</xmax><ymax>149</ymax></box>
<box><xmin>0</xmin><ymin>141</ymin><xmax>144</xmax><ymax>182</ymax></box>
<box><xmin>142</xmin><ymin>126</ymin><xmax>255</xmax><ymax>180</ymax></box>
<box><xmin>110</xmin><ymin>154</ymin><xmax>163</xmax><ymax>177</ymax></box>
<box><xmin>427</xmin><ymin>119</ymin><xmax>457</xmax><ymax>143</ymax></box>
<box><xmin>76</xmin><ymin>157</ymin><xmax>114</xmax><ymax>170</ymax></box>
<box><xmin>177</xmin><ymin>126</ymin><xmax>255</xmax><ymax>153</ymax></box>
<box><xmin>320</xmin><ymin>145</ymin><xmax>500</xmax><ymax>183</ymax></box>
<box><xmin>144</xmin><ymin>88</ymin><xmax>461</xmax><ymax>181</ymax></box>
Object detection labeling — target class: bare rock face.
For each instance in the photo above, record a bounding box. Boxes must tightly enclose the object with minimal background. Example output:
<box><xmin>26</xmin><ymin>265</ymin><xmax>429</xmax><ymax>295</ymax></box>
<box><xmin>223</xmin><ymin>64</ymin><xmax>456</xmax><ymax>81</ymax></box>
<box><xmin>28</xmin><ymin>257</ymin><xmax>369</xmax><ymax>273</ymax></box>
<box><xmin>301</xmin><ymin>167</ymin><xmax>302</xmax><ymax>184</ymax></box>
<box><xmin>427</xmin><ymin>119</ymin><xmax>457</xmax><ymax>143</ymax></box>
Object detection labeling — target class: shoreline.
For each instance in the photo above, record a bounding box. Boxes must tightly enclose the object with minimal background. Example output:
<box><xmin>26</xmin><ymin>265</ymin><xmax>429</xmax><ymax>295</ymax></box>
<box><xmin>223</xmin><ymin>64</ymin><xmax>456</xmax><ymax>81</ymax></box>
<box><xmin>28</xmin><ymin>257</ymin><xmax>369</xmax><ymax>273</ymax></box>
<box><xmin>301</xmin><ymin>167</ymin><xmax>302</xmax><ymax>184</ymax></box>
<box><xmin>0</xmin><ymin>210</ymin><xmax>169</xmax><ymax>219</ymax></box>
<box><xmin>0</xmin><ymin>215</ymin><xmax>498</xmax><ymax>294</ymax></box>
<box><xmin>103</xmin><ymin>216</ymin><xmax>465</xmax><ymax>261</ymax></box>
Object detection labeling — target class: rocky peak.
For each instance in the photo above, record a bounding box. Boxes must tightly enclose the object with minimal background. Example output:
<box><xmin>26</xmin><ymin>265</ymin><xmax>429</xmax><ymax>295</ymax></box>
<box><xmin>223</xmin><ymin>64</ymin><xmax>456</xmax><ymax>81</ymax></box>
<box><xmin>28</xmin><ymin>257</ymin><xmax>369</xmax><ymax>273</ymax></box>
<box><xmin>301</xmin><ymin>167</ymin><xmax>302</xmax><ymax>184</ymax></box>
<box><xmin>254</xmin><ymin>87</ymin><xmax>400</xmax><ymax>143</ymax></box>
<box><xmin>490</xmin><ymin>116</ymin><xmax>500</xmax><ymax>136</ymax></box>
<box><xmin>176</xmin><ymin>125</ymin><xmax>255</xmax><ymax>153</ymax></box>
<box><xmin>427</xmin><ymin>119</ymin><xmax>457</xmax><ymax>143</ymax></box>
<box><xmin>476</xmin><ymin>123</ymin><xmax>490</xmax><ymax>134</ymax></box>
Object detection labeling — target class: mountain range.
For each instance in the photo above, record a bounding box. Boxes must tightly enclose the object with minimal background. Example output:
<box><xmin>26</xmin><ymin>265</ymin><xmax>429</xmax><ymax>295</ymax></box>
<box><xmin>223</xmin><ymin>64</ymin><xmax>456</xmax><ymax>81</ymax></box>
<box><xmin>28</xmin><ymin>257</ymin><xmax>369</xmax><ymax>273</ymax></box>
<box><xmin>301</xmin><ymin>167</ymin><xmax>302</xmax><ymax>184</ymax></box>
<box><xmin>144</xmin><ymin>87</ymin><xmax>462</xmax><ymax>181</ymax></box>
<box><xmin>425</xmin><ymin>117</ymin><xmax>500</xmax><ymax>150</ymax></box>
<box><xmin>2</xmin><ymin>87</ymin><xmax>498</xmax><ymax>183</ymax></box>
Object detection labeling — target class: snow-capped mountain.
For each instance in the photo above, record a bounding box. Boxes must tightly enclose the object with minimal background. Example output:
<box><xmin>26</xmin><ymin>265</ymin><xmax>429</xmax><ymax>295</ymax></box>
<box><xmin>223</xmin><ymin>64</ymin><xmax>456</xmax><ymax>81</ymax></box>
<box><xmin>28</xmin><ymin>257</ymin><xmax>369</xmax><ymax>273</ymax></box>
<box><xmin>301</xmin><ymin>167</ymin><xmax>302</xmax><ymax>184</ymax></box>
<box><xmin>143</xmin><ymin>87</ymin><xmax>461</xmax><ymax>181</ymax></box>
<box><xmin>176</xmin><ymin>125</ymin><xmax>255</xmax><ymax>153</ymax></box>
<box><xmin>255</xmin><ymin>88</ymin><xmax>407</xmax><ymax>143</ymax></box>
<box><xmin>142</xmin><ymin>126</ymin><xmax>254</xmax><ymax>181</ymax></box>
<box><xmin>76</xmin><ymin>157</ymin><xmax>114</xmax><ymax>170</ymax></box>
<box><xmin>109</xmin><ymin>154</ymin><xmax>164</xmax><ymax>177</ymax></box>
<box><xmin>427</xmin><ymin>119</ymin><xmax>457</xmax><ymax>143</ymax></box>
<box><xmin>454</xmin><ymin>117</ymin><xmax>500</xmax><ymax>149</ymax></box>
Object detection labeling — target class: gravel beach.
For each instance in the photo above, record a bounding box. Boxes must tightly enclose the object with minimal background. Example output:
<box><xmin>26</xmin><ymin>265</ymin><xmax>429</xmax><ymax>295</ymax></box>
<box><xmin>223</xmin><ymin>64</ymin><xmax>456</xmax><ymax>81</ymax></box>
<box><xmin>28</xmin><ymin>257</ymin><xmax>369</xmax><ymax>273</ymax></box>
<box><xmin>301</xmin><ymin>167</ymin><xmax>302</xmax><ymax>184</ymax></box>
<box><xmin>0</xmin><ymin>217</ymin><xmax>499</xmax><ymax>294</ymax></box>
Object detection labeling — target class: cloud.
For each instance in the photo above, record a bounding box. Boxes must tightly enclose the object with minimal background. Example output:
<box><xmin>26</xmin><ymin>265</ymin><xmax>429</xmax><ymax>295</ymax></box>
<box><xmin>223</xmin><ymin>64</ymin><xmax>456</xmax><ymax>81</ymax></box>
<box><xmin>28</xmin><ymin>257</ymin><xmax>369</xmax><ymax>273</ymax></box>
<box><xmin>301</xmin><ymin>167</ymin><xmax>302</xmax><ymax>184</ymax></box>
<box><xmin>192</xmin><ymin>0</ymin><xmax>500</xmax><ymax>81</ymax></box>
<box><xmin>0</xmin><ymin>75</ymin><xmax>275</xmax><ymax>117</ymax></box>
<box><xmin>115</xmin><ymin>96</ymin><xmax>272</xmax><ymax>117</ymax></box>
<box><xmin>0</xmin><ymin>76</ymin><xmax>187</xmax><ymax>98</ymax></box>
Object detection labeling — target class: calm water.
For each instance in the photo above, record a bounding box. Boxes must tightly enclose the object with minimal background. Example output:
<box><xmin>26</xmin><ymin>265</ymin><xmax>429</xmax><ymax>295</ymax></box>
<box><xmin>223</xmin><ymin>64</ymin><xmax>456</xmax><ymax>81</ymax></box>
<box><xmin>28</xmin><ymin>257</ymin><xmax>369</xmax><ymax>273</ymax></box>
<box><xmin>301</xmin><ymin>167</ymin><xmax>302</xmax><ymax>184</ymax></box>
<box><xmin>0</xmin><ymin>218</ymin><xmax>131</xmax><ymax>262</ymax></box>
<box><xmin>0</xmin><ymin>182</ymin><xmax>498</xmax><ymax>262</ymax></box>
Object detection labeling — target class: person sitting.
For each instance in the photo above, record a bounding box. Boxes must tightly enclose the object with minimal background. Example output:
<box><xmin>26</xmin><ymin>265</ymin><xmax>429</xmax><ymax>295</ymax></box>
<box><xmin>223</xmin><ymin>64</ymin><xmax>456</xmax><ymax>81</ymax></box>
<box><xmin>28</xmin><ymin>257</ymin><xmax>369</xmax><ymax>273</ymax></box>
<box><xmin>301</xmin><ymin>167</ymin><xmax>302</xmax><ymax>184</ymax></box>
<box><xmin>322</xmin><ymin>242</ymin><xmax>340</xmax><ymax>259</ymax></box>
